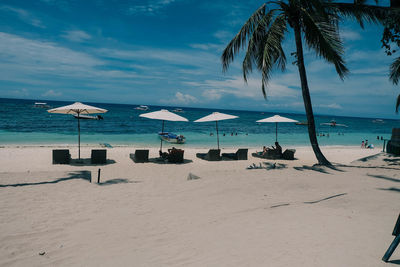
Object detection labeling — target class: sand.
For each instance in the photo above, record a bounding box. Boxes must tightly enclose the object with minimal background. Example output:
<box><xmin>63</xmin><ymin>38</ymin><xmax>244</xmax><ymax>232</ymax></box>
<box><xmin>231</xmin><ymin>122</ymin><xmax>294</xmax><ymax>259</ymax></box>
<box><xmin>0</xmin><ymin>145</ymin><xmax>399</xmax><ymax>266</ymax></box>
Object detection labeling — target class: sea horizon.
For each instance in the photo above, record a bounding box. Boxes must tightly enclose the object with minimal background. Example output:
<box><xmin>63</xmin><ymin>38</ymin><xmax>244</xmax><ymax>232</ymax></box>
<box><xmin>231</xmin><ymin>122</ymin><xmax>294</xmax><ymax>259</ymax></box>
<box><xmin>1</xmin><ymin>97</ymin><xmax>398</xmax><ymax>148</ymax></box>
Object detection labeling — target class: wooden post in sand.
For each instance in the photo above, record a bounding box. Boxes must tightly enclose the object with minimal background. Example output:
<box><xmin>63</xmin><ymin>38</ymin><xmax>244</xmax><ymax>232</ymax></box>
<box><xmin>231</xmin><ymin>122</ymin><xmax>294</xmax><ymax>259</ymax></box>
<box><xmin>97</xmin><ymin>168</ymin><xmax>101</xmax><ymax>184</ymax></box>
<box><xmin>382</xmin><ymin>213</ymin><xmax>400</xmax><ymax>262</ymax></box>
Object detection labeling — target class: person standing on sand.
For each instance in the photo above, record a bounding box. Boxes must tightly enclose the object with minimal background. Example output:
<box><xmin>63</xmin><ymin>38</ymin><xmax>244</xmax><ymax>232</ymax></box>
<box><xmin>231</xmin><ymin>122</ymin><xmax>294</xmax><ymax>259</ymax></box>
<box><xmin>361</xmin><ymin>140</ymin><xmax>365</xmax><ymax>148</ymax></box>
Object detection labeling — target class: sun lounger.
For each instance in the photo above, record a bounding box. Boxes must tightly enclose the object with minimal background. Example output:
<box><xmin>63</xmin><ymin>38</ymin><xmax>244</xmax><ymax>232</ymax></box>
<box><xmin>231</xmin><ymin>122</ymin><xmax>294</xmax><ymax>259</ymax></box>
<box><xmin>282</xmin><ymin>149</ymin><xmax>296</xmax><ymax>160</ymax></box>
<box><xmin>52</xmin><ymin>149</ymin><xmax>71</xmax><ymax>164</ymax></box>
<box><xmin>252</xmin><ymin>148</ymin><xmax>296</xmax><ymax>160</ymax></box>
<box><xmin>222</xmin><ymin>148</ymin><xmax>248</xmax><ymax>160</ymax></box>
<box><xmin>196</xmin><ymin>149</ymin><xmax>221</xmax><ymax>161</ymax></box>
<box><xmin>252</xmin><ymin>150</ymin><xmax>282</xmax><ymax>160</ymax></box>
<box><xmin>130</xmin><ymin>149</ymin><xmax>149</xmax><ymax>163</ymax></box>
<box><xmin>91</xmin><ymin>149</ymin><xmax>107</xmax><ymax>164</ymax></box>
<box><xmin>167</xmin><ymin>148</ymin><xmax>184</xmax><ymax>163</ymax></box>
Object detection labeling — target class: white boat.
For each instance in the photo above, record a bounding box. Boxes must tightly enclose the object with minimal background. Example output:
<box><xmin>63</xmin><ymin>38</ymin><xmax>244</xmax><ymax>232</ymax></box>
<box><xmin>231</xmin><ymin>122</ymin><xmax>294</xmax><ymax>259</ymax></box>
<box><xmin>33</xmin><ymin>102</ymin><xmax>50</xmax><ymax>108</ymax></box>
<box><xmin>73</xmin><ymin>114</ymin><xmax>104</xmax><ymax>120</ymax></box>
<box><xmin>173</xmin><ymin>108</ymin><xmax>184</xmax><ymax>113</ymax></box>
<box><xmin>158</xmin><ymin>132</ymin><xmax>186</xmax><ymax>144</ymax></box>
<box><xmin>320</xmin><ymin>120</ymin><xmax>348</xmax><ymax>127</ymax></box>
<box><xmin>372</xmin><ymin>119</ymin><xmax>384</xmax><ymax>124</ymax></box>
<box><xmin>135</xmin><ymin>105</ymin><xmax>149</xmax><ymax>111</ymax></box>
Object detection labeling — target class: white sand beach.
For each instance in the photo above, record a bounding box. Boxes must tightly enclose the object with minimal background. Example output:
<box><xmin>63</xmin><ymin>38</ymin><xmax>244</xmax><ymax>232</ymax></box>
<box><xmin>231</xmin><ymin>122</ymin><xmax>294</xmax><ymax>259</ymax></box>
<box><xmin>0</xmin><ymin>145</ymin><xmax>399</xmax><ymax>266</ymax></box>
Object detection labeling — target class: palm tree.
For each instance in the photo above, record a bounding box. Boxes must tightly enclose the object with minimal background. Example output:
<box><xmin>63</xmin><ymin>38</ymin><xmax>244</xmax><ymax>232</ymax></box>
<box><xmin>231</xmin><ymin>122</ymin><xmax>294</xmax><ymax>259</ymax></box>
<box><xmin>222</xmin><ymin>0</ymin><xmax>387</xmax><ymax>165</ymax></box>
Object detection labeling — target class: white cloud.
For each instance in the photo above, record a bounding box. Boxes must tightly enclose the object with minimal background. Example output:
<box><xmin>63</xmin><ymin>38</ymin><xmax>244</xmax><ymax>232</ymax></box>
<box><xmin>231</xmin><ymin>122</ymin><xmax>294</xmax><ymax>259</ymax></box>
<box><xmin>316</xmin><ymin>103</ymin><xmax>343</xmax><ymax>110</ymax></box>
<box><xmin>202</xmin><ymin>89</ymin><xmax>222</xmax><ymax>101</ymax></box>
<box><xmin>62</xmin><ymin>30</ymin><xmax>91</xmax><ymax>42</ymax></box>
<box><xmin>0</xmin><ymin>5</ymin><xmax>45</xmax><ymax>28</ymax></box>
<box><xmin>42</xmin><ymin>89</ymin><xmax>62</xmax><ymax>97</ymax></box>
<box><xmin>128</xmin><ymin>0</ymin><xmax>177</xmax><ymax>15</ymax></box>
<box><xmin>340</xmin><ymin>29</ymin><xmax>362</xmax><ymax>41</ymax></box>
<box><xmin>160</xmin><ymin>91</ymin><xmax>198</xmax><ymax>105</ymax></box>
<box><xmin>13</xmin><ymin>88</ymin><xmax>29</xmax><ymax>97</ymax></box>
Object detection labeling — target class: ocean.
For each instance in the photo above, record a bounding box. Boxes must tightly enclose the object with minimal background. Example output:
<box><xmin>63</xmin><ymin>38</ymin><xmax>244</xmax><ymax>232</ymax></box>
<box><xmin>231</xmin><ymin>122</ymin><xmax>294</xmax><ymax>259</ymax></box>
<box><xmin>0</xmin><ymin>98</ymin><xmax>398</xmax><ymax>148</ymax></box>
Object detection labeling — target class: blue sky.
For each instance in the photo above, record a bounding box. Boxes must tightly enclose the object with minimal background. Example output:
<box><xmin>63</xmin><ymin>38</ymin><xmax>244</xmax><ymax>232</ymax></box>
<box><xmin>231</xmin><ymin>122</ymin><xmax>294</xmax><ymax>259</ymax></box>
<box><xmin>0</xmin><ymin>0</ymin><xmax>399</xmax><ymax>119</ymax></box>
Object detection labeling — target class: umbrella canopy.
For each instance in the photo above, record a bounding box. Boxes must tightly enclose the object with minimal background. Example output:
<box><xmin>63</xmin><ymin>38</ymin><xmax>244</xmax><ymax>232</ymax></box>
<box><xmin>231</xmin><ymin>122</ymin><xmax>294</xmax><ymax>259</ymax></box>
<box><xmin>48</xmin><ymin>102</ymin><xmax>107</xmax><ymax>159</ymax></box>
<box><xmin>139</xmin><ymin>109</ymin><xmax>188</xmax><ymax>152</ymax></box>
<box><xmin>256</xmin><ymin>115</ymin><xmax>298</xmax><ymax>142</ymax></box>
<box><xmin>47</xmin><ymin>102</ymin><xmax>107</xmax><ymax>114</ymax></box>
<box><xmin>194</xmin><ymin>112</ymin><xmax>238</xmax><ymax>149</ymax></box>
<box><xmin>139</xmin><ymin>109</ymin><xmax>188</xmax><ymax>122</ymax></box>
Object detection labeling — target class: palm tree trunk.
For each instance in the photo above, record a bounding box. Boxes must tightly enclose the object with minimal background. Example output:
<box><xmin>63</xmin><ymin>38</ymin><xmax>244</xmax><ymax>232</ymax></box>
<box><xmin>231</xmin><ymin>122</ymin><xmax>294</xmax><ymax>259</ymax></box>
<box><xmin>293</xmin><ymin>22</ymin><xmax>332</xmax><ymax>166</ymax></box>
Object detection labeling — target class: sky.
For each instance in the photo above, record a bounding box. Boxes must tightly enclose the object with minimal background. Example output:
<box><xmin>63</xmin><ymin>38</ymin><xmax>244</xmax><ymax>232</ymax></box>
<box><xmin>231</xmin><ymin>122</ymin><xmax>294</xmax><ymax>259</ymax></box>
<box><xmin>0</xmin><ymin>0</ymin><xmax>399</xmax><ymax>119</ymax></box>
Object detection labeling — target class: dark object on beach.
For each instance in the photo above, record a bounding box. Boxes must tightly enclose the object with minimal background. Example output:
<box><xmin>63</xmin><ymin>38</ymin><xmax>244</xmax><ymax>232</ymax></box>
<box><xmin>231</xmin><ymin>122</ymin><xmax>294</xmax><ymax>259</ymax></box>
<box><xmin>196</xmin><ymin>149</ymin><xmax>221</xmax><ymax>161</ymax></box>
<box><xmin>187</xmin><ymin>173</ymin><xmax>200</xmax><ymax>180</ymax></box>
<box><xmin>130</xmin><ymin>150</ymin><xmax>149</xmax><ymax>163</ymax></box>
<box><xmin>97</xmin><ymin>168</ymin><xmax>101</xmax><ymax>183</ymax></box>
<box><xmin>386</xmin><ymin>128</ymin><xmax>400</xmax><ymax>155</ymax></box>
<box><xmin>252</xmin><ymin>149</ymin><xmax>296</xmax><ymax>160</ymax></box>
<box><xmin>382</xmin><ymin>213</ymin><xmax>400</xmax><ymax>262</ymax></box>
<box><xmin>282</xmin><ymin>149</ymin><xmax>296</xmax><ymax>160</ymax></box>
<box><xmin>91</xmin><ymin>149</ymin><xmax>107</xmax><ymax>164</ymax></box>
<box><xmin>222</xmin><ymin>149</ymin><xmax>248</xmax><ymax>160</ymax></box>
<box><xmin>167</xmin><ymin>148</ymin><xmax>184</xmax><ymax>163</ymax></box>
<box><xmin>52</xmin><ymin>149</ymin><xmax>71</xmax><ymax>164</ymax></box>
<box><xmin>39</xmin><ymin>251</ymin><xmax>45</xmax><ymax>256</ymax></box>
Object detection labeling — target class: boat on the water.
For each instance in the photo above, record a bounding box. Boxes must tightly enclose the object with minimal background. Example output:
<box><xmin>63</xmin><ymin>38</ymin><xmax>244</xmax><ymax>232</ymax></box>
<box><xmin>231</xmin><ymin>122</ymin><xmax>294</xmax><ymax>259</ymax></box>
<box><xmin>158</xmin><ymin>132</ymin><xmax>186</xmax><ymax>144</ymax></box>
<box><xmin>295</xmin><ymin>121</ymin><xmax>308</xmax><ymax>125</ymax></box>
<box><xmin>173</xmin><ymin>108</ymin><xmax>184</xmax><ymax>113</ymax></box>
<box><xmin>372</xmin><ymin>119</ymin><xmax>384</xmax><ymax>124</ymax></box>
<box><xmin>73</xmin><ymin>114</ymin><xmax>104</xmax><ymax>120</ymax></box>
<box><xmin>33</xmin><ymin>102</ymin><xmax>50</xmax><ymax>108</ymax></box>
<box><xmin>135</xmin><ymin>105</ymin><xmax>149</xmax><ymax>111</ymax></box>
<box><xmin>320</xmin><ymin>120</ymin><xmax>348</xmax><ymax>127</ymax></box>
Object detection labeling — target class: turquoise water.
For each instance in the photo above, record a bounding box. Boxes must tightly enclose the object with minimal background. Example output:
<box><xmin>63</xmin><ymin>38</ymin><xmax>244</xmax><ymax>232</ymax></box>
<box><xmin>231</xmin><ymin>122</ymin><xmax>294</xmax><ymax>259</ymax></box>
<box><xmin>0</xmin><ymin>98</ymin><xmax>398</xmax><ymax>148</ymax></box>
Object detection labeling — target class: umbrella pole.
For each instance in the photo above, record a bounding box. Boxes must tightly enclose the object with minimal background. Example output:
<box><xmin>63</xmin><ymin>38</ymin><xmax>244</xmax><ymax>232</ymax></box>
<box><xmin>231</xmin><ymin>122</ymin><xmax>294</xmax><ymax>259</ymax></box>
<box><xmin>78</xmin><ymin>112</ymin><xmax>81</xmax><ymax>159</ymax></box>
<box><xmin>160</xmin><ymin>120</ymin><xmax>165</xmax><ymax>152</ymax></box>
<box><xmin>275</xmin><ymin>122</ymin><xmax>278</xmax><ymax>143</ymax></box>
<box><xmin>216</xmin><ymin>121</ymin><xmax>219</xmax><ymax>150</ymax></box>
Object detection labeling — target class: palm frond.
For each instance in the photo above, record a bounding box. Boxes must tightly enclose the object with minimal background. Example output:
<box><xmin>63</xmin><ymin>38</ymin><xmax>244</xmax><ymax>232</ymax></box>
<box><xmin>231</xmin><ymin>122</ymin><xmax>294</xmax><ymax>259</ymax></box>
<box><xmin>242</xmin><ymin>10</ymin><xmax>277</xmax><ymax>82</ymax></box>
<box><xmin>300</xmin><ymin>9</ymin><xmax>348</xmax><ymax>79</ymax></box>
<box><xmin>326</xmin><ymin>2</ymin><xmax>390</xmax><ymax>28</ymax></box>
<box><xmin>259</xmin><ymin>14</ymin><xmax>288</xmax><ymax>98</ymax></box>
<box><xmin>396</xmin><ymin>94</ymin><xmax>400</xmax><ymax>114</ymax></box>
<box><xmin>390</xmin><ymin>56</ymin><xmax>400</xmax><ymax>85</ymax></box>
<box><xmin>221</xmin><ymin>4</ymin><xmax>266</xmax><ymax>72</ymax></box>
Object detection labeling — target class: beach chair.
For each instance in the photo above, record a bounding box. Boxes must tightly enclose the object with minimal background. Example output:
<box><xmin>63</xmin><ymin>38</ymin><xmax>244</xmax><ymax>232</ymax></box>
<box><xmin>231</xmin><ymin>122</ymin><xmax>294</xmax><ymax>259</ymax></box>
<box><xmin>196</xmin><ymin>149</ymin><xmax>221</xmax><ymax>161</ymax></box>
<box><xmin>130</xmin><ymin>149</ymin><xmax>149</xmax><ymax>163</ymax></box>
<box><xmin>252</xmin><ymin>150</ymin><xmax>282</xmax><ymax>160</ymax></box>
<box><xmin>282</xmin><ymin>149</ymin><xmax>296</xmax><ymax>160</ymax></box>
<box><xmin>222</xmin><ymin>148</ymin><xmax>248</xmax><ymax>160</ymax></box>
<box><xmin>167</xmin><ymin>148</ymin><xmax>184</xmax><ymax>163</ymax></box>
<box><xmin>52</xmin><ymin>149</ymin><xmax>70</xmax><ymax>164</ymax></box>
<box><xmin>91</xmin><ymin>149</ymin><xmax>107</xmax><ymax>164</ymax></box>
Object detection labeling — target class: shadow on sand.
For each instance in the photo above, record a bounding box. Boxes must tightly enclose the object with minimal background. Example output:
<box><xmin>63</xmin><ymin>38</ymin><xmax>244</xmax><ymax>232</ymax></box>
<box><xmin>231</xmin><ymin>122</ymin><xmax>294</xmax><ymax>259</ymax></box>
<box><xmin>367</xmin><ymin>174</ymin><xmax>400</xmax><ymax>183</ymax></box>
<box><xmin>98</xmin><ymin>178</ymin><xmax>141</xmax><ymax>186</ymax></box>
<box><xmin>69</xmin><ymin>158</ymin><xmax>116</xmax><ymax>166</ymax></box>
<box><xmin>0</xmin><ymin>171</ymin><xmax>91</xmax><ymax>188</ymax></box>
<box><xmin>146</xmin><ymin>158</ymin><xmax>193</xmax><ymax>165</ymax></box>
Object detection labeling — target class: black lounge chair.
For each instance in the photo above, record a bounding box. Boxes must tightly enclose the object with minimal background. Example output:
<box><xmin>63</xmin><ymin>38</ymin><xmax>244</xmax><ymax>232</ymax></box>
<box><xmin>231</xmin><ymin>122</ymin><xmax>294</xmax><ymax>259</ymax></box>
<box><xmin>130</xmin><ymin>149</ymin><xmax>149</xmax><ymax>163</ymax></box>
<box><xmin>167</xmin><ymin>148</ymin><xmax>184</xmax><ymax>163</ymax></box>
<box><xmin>52</xmin><ymin>149</ymin><xmax>70</xmax><ymax>164</ymax></box>
<box><xmin>91</xmin><ymin>149</ymin><xmax>107</xmax><ymax>164</ymax></box>
<box><xmin>222</xmin><ymin>148</ymin><xmax>248</xmax><ymax>160</ymax></box>
<box><xmin>282</xmin><ymin>149</ymin><xmax>296</xmax><ymax>160</ymax></box>
<box><xmin>196</xmin><ymin>149</ymin><xmax>221</xmax><ymax>161</ymax></box>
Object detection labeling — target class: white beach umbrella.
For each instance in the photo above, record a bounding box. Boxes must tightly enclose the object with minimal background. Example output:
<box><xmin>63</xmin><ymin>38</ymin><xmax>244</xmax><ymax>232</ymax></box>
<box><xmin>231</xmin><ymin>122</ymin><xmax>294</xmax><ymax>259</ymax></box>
<box><xmin>48</xmin><ymin>102</ymin><xmax>108</xmax><ymax>159</ymax></box>
<box><xmin>194</xmin><ymin>112</ymin><xmax>238</xmax><ymax>149</ymax></box>
<box><xmin>139</xmin><ymin>109</ymin><xmax>188</xmax><ymax>152</ymax></box>
<box><xmin>256</xmin><ymin>115</ymin><xmax>298</xmax><ymax>142</ymax></box>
